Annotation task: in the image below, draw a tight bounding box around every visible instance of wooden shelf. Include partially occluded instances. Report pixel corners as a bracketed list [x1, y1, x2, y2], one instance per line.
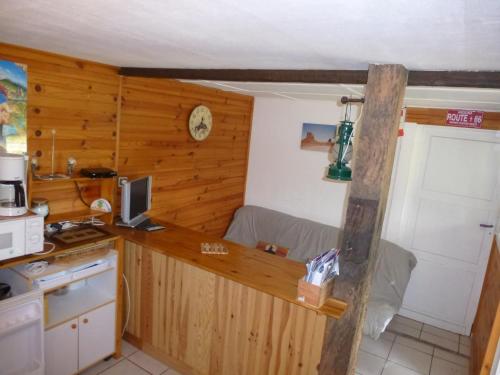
[31, 176, 114, 184]
[46, 280, 115, 329]
[44, 209, 108, 224]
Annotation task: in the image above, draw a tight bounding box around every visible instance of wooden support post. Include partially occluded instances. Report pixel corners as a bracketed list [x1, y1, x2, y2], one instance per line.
[319, 64, 408, 375]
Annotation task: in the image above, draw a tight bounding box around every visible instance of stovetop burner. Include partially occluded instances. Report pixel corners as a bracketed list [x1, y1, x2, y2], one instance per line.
[0, 282, 12, 300]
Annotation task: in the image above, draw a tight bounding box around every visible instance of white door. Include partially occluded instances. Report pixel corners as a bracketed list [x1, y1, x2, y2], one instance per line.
[45, 319, 78, 375]
[397, 125, 499, 334]
[78, 302, 116, 371]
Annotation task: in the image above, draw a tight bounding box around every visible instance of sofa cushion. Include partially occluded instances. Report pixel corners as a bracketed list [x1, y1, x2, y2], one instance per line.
[224, 205, 342, 262]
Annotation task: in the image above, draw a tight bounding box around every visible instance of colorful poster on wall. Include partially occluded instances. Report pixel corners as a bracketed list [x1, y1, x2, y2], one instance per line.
[0, 60, 27, 154]
[300, 123, 337, 152]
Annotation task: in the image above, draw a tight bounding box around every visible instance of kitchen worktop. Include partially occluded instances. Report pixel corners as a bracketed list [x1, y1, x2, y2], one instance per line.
[106, 220, 346, 319]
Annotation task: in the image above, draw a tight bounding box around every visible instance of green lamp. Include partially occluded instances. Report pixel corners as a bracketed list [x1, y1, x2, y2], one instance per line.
[326, 120, 354, 181]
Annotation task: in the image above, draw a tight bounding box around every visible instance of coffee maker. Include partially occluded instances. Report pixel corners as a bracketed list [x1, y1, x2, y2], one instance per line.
[0, 153, 28, 216]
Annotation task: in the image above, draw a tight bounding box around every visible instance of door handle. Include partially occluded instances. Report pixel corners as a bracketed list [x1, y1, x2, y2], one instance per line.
[480, 224, 494, 228]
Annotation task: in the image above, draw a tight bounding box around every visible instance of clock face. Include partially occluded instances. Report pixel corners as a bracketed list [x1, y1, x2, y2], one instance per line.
[189, 105, 213, 141]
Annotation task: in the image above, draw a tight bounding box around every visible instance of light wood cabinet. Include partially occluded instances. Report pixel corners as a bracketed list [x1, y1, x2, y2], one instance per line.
[78, 302, 116, 370]
[45, 319, 78, 375]
[45, 302, 116, 374]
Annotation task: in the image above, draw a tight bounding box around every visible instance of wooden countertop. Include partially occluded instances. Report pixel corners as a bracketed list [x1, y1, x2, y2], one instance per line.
[105, 221, 347, 319]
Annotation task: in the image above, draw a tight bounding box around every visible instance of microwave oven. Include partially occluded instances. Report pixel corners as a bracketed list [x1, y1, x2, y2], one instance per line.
[0, 214, 44, 261]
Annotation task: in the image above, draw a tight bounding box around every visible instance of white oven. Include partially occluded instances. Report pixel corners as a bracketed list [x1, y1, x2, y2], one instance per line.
[0, 268, 44, 375]
[0, 214, 44, 261]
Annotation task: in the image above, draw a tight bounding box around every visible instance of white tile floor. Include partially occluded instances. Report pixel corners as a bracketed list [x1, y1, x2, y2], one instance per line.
[80, 340, 181, 375]
[84, 315, 470, 375]
[356, 315, 470, 375]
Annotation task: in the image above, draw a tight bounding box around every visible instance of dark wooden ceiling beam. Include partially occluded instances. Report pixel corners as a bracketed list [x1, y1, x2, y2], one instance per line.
[118, 68, 500, 88]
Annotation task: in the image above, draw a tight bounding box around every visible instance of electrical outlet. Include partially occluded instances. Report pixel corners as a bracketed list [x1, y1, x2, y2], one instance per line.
[118, 177, 128, 187]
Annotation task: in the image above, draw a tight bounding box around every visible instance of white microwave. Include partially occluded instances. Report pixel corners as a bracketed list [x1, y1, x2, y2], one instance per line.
[0, 214, 44, 261]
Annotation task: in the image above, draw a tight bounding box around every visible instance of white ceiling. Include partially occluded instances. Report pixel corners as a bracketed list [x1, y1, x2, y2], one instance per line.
[1, 0, 500, 70]
[182, 81, 500, 111]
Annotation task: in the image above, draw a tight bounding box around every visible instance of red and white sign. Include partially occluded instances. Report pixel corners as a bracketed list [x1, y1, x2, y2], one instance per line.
[446, 109, 484, 128]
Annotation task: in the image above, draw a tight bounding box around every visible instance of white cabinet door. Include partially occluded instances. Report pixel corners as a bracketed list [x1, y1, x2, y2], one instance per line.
[78, 302, 116, 371]
[396, 125, 499, 334]
[45, 319, 78, 375]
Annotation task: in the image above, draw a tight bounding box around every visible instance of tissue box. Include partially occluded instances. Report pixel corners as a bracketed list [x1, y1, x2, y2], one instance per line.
[297, 277, 335, 307]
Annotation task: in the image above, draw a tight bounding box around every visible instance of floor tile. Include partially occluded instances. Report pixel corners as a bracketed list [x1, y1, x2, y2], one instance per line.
[393, 315, 424, 331]
[430, 357, 468, 375]
[360, 335, 394, 359]
[380, 331, 396, 342]
[387, 321, 421, 338]
[121, 340, 139, 357]
[128, 350, 168, 375]
[381, 361, 424, 375]
[420, 332, 459, 352]
[356, 350, 386, 375]
[434, 348, 469, 367]
[80, 356, 123, 375]
[395, 335, 434, 355]
[163, 369, 183, 375]
[459, 335, 471, 347]
[459, 343, 470, 357]
[101, 359, 149, 375]
[388, 343, 432, 374]
[422, 325, 459, 343]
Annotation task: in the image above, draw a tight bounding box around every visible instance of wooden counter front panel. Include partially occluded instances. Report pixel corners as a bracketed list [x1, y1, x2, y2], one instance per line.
[471, 238, 500, 375]
[123, 241, 327, 375]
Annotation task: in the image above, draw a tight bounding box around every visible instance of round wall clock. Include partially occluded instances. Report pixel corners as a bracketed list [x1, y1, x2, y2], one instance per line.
[189, 105, 213, 141]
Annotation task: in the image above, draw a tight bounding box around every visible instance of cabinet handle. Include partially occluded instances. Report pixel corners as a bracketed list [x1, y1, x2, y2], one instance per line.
[83, 318, 89, 324]
[480, 224, 494, 228]
[71, 323, 77, 330]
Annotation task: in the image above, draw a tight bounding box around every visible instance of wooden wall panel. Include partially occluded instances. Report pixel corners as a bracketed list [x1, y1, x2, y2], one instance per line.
[471, 238, 500, 375]
[0, 43, 119, 174]
[124, 242, 327, 375]
[406, 107, 500, 130]
[0, 43, 119, 217]
[119, 77, 254, 237]
[1, 43, 252, 232]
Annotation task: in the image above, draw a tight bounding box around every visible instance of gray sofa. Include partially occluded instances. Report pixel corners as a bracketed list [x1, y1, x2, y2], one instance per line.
[224, 205, 417, 339]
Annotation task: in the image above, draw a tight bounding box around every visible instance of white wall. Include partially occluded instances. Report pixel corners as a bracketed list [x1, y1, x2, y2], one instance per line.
[245, 97, 361, 228]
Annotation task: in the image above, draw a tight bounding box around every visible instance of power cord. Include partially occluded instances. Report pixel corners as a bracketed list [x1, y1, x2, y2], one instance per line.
[32, 241, 56, 255]
[122, 273, 131, 337]
[73, 180, 91, 208]
[76, 217, 105, 226]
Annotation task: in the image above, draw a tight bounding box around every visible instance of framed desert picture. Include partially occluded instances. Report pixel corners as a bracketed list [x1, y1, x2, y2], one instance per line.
[300, 122, 337, 152]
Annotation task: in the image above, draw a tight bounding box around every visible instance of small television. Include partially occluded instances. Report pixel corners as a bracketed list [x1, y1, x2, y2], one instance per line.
[121, 176, 152, 227]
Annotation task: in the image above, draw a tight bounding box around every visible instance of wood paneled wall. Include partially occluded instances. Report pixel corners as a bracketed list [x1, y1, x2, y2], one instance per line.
[0, 44, 119, 171]
[0, 43, 254, 233]
[471, 237, 500, 375]
[0, 43, 120, 216]
[119, 77, 253, 236]
[123, 241, 327, 375]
